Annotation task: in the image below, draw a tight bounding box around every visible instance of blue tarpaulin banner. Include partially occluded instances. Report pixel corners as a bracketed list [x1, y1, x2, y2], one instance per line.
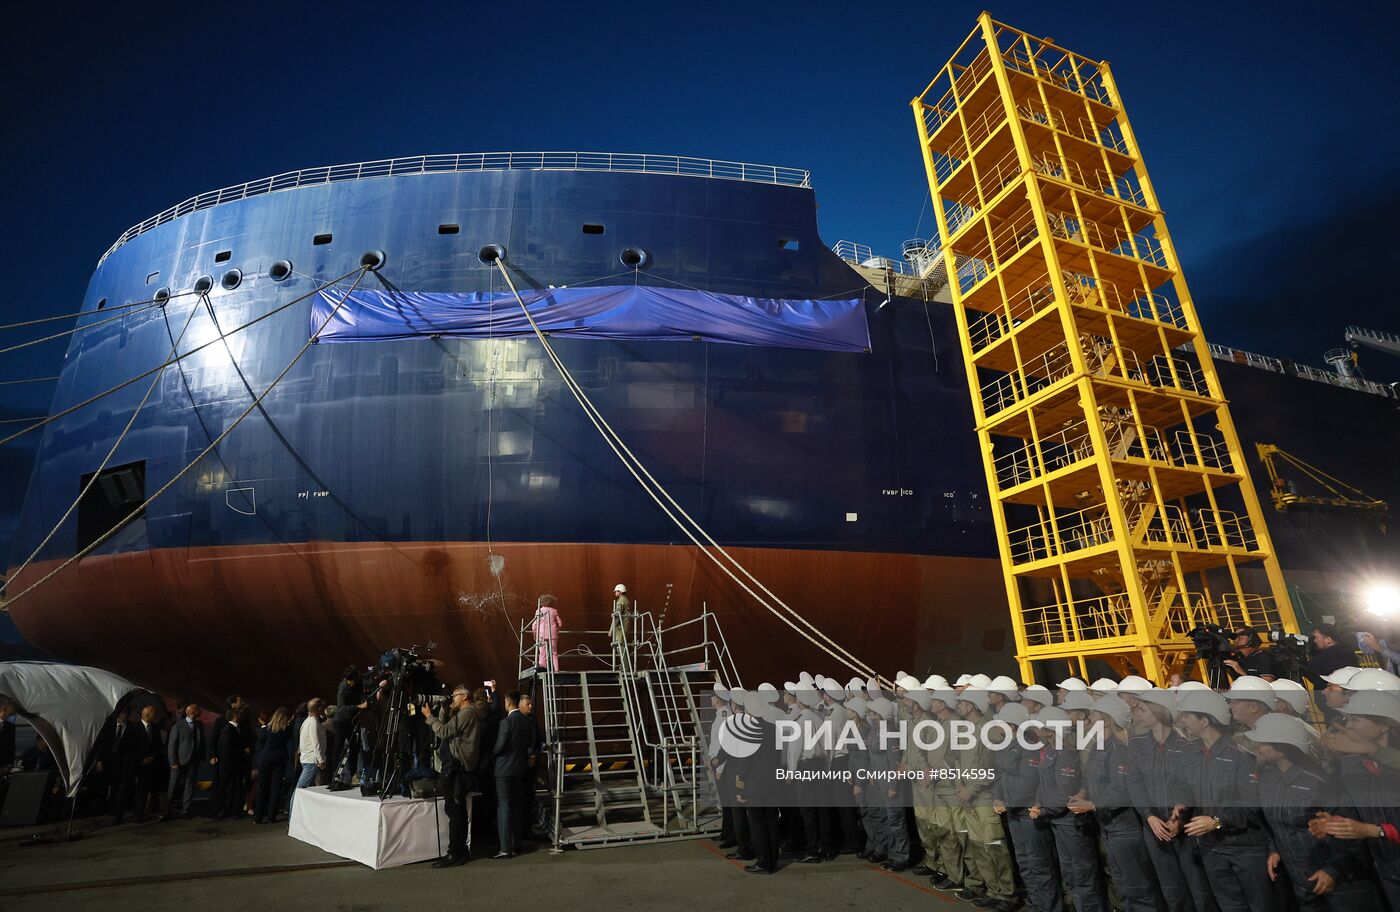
[310, 285, 869, 353]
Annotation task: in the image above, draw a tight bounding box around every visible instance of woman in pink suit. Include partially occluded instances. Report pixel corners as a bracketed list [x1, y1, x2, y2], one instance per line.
[531, 595, 563, 672]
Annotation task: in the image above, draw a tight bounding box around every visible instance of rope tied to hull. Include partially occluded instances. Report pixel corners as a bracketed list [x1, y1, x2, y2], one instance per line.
[3, 267, 371, 610]
[4, 289, 207, 594]
[488, 255, 883, 684]
[0, 267, 365, 448]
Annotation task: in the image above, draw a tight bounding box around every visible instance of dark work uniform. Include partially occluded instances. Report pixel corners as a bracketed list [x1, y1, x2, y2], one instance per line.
[994, 740, 1062, 912]
[741, 716, 783, 873]
[1125, 730, 1214, 912]
[1168, 735, 1273, 912]
[1335, 754, 1400, 910]
[1035, 746, 1107, 912]
[716, 715, 754, 861]
[1258, 762, 1379, 911]
[1085, 737, 1161, 912]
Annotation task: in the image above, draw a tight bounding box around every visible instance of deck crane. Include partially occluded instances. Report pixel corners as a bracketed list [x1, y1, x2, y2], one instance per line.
[1345, 326, 1400, 359]
[1255, 443, 1389, 516]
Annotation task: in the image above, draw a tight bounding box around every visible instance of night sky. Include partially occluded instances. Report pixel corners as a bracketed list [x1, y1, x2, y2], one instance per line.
[1, 0, 1397, 543]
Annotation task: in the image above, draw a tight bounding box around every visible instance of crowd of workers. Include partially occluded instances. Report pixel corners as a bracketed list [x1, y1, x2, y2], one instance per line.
[706, 624, 1400, 912]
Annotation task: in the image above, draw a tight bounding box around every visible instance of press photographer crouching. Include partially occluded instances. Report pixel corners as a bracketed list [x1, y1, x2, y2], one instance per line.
[422, 684, 481, 868]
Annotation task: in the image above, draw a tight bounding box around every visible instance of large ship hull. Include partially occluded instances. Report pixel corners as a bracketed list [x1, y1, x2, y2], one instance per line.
[8, 161, 1397, 702]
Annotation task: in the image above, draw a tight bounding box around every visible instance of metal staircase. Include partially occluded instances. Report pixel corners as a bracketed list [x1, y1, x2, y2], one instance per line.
[517, 604, 739, 850]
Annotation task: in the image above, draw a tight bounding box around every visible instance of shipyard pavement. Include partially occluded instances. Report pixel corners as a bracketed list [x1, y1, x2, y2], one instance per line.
[0, 815, 957, 912]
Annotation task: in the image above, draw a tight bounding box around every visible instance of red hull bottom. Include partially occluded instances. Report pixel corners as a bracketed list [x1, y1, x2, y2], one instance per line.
[8, 541, 1012, 705]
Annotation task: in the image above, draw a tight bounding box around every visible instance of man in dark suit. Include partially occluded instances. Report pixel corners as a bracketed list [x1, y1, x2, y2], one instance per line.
[134, 705, 166, 821]
[164, 702, 204, 819]
[213, 709, 249, 819]
[105, 706, 141, 824]
[492, 690, 535, 858]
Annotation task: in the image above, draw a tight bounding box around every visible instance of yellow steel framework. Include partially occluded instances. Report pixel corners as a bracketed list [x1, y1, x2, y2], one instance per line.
[912, 14, 1299, 683]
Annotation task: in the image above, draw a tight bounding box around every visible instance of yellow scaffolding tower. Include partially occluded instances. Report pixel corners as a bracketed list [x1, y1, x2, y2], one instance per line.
[912, 14, 1299, 684]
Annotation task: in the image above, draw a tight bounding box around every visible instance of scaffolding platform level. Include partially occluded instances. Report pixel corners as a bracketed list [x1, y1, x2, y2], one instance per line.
[912, 14, 1301, 682]
[516, 603, 740, 850]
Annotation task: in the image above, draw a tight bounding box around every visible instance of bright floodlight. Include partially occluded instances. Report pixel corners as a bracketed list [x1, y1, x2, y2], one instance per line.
[1365, 583, 1400, 618]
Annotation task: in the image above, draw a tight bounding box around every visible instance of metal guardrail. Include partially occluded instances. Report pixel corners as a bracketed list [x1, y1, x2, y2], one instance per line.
[1202, 343, 1397, 399]
[98, 151, 813, 267]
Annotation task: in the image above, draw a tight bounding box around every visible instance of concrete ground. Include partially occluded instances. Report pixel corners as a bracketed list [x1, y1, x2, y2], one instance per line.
[0, 815, 985, 912]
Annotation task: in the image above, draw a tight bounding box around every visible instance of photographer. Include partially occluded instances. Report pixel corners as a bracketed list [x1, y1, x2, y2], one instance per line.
[1306, 624, 1357, 690]
[1223, 628, 1277, 682]
[332, 666, 362, 782]
[422, 685, 481, 868]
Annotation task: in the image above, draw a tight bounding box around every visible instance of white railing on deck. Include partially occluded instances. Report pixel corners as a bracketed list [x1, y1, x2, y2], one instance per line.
[98, 151, 813, 267]
[831, 240, 916, 276]
[1202, 342, 1397, 399]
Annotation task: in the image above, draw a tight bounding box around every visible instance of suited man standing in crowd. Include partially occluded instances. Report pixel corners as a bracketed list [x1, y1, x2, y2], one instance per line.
[164, 703, 204, 819]
[105, 706, 141, 824]
[212, 706, 249, 819]
[134, 705, 166, 821]
[492, 690, 535, 858]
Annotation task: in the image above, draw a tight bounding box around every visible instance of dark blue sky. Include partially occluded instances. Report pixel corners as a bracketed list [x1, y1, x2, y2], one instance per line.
[2, 0, 1398, 430]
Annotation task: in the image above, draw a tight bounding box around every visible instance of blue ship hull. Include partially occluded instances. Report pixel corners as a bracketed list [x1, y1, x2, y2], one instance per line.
[8, 161, 1397, 702]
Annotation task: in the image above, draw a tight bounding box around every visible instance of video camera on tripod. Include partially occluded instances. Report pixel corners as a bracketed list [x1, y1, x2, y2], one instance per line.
[332, 642, 445, 799]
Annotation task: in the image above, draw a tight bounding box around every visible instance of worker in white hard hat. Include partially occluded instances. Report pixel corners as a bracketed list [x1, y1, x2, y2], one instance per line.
[1031, 703, 1108, 912]
[989, 702, 1056, 912]
[985, 675, 1021, 712]
[708, 684, 738, 850]
[608, 583, 632, 651]
[1320, 690, 1400, 908]
[1269, 678, 1312, 718]
[1171, 690, 1275, 912]
[951, 690, 1015, 909]
[1127, 689, 1212, 911]
[922, 687, 965, 893]
[819, 682, 861, 856]
[1223, 675, 1276, 731]
[1076, 696, 1161, 912]
[1319, 666, 1363, 715]
[1020, 685, 1053, 715]
[1246, 713, 1381, 910]
[791, 682, 830, 864]
[1057, 677, 1088, 707]
[1087, 678, 1119, 698]
[903, 689, 942, 881]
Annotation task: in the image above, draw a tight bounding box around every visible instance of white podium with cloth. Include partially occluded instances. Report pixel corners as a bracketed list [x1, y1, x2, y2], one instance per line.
[288, 786, 452, 869]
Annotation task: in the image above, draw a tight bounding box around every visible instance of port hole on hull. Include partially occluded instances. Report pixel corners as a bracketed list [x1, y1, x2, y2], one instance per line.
[619, 247, 649, 268]
[215, 250, 232, 263]
[778, 239, 799, 250]
[77, 460, 146, 553]
[269, 260, 293, 281]
[96, 298, 107, 310]
[313, 233, 333, 246]
[478, 244, 505, 264]
[438, 224, 460, 235]
[582, 223, 605, 235]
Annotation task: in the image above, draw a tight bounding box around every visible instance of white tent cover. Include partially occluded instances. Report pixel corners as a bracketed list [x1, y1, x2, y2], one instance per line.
[0, 661, 144, 796]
